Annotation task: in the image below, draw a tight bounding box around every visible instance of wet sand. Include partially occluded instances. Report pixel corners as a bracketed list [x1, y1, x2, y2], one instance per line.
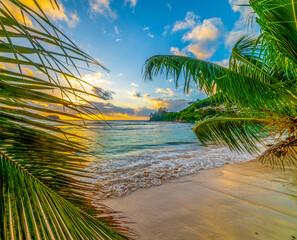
[104, 160, 297, 240]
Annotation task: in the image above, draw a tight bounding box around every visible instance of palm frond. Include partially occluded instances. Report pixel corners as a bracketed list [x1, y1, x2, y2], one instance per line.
[193, 117, 268, 154]
[229, 35, 282, 85]
[144, 0, 297, 167]
[230, 33, 297, 93]
[144, 55, 295, 113]
[0, 152, 127, 240]
[0, 0, 129, 239]
[251, 0, 297, 66]
[258, 139, 297, 168]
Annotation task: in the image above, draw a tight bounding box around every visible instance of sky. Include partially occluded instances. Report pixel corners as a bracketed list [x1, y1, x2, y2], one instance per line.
[14, 0, 253, 120]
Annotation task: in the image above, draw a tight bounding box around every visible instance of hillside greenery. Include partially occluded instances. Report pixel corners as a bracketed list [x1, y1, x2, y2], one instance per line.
[149, 96, 236, 122]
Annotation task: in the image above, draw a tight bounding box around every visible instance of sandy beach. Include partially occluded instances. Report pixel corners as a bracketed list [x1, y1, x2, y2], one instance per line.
[104, 160, 297, 240]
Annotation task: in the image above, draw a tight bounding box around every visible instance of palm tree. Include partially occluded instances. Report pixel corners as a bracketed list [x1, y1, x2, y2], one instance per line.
[144, 0, 297, 167]
[0, 0, 127, 239]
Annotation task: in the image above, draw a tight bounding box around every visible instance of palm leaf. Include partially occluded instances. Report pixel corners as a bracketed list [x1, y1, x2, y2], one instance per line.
[144, 55, 295, 113]
[229, 35, 277, 85]
[230, 33, 297, 93]
[144, 0, 297, 167]
[193, 117, 268, 154]
[0, 0, 129, 239]
[251, 0, 297, 66]
[258, 140, 297, 168]
[0, 152, 125, 240]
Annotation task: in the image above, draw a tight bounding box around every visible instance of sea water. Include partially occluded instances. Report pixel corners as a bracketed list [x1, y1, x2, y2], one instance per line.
[62, 120, 254, 199]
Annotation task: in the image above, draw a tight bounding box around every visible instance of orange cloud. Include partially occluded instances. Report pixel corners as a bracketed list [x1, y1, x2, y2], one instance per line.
[22, 67, 34, 76]
[2, 0, 79, 28]
[145, 97, 189, 111]
[77, 113, 148, 121]
[155, 88, 174, 96]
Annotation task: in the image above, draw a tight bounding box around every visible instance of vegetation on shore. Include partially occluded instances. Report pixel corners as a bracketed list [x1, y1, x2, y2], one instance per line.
[149, 96, 240, 122]
[144, 0, 297, 166]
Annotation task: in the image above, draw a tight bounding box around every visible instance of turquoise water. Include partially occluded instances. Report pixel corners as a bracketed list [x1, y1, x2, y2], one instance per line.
[62, 120, 253, 199]
[85, 120, 198, 157]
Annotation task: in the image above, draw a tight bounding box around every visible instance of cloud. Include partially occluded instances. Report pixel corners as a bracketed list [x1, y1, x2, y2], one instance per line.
[155, 88, 174, 97]
[187, 42, 217, 59]
[131, 82, 139, 87]
[147, 32, 154, 38]
[92, 87, 114, 101]
[114, 26, 119, 35]
[39, 2, 80, 28]
[82, 72, 110, 84]
[89, 0, 117, 18]
[171, 13, 224, 59]
[89, 101, 154, 117]
[88, 98, 190, 118]
[172, 12, 199, 32]
[146, 98, 190, 112]
[22, 67, 35, 76]
[167, 89, 174, 97]
[90, 102, 135, 115]
[132, 91, 142, 98]
[170, 47, 187, 56]
[225, 29, 246, 47]
[183, 18, 223, 41]
[214, 59, 229, 67]
[183, 18, 224, 59]
[65, 12, 80, 28]
[167, 3, 172, 11]
[125, 0, 137, 7]
[117, 73, 124, 77]
[134, 107, 154, 117]
[32, 95, 189, 119]
[7, 0, 80, 28]
[65, 71, 111, 100]
[143, 26, 154, 38]
[225, 0, 256, 47]
[155, 88, 167, 93]
[163, 25, 171, 36]
[229, 0, 254, 29]
[132, 91, 149, 98]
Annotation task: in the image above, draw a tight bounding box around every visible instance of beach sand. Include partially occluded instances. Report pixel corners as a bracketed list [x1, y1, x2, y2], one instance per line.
[104, 160, 297, 240]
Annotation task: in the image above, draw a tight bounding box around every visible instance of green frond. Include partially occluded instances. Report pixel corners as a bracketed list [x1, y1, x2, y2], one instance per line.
[251, 0, 297, 66]
[193, 117, 268, 154]
[144, 0, 297, 167]
[0, 152, 127, 240]
[230, 33, 297, 93]
[0, 0, 129, 239]
[229, 35, 280, 85]
[143, 55, 295, 113]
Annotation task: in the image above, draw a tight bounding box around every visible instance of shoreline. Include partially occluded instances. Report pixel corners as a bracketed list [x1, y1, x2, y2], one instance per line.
[104, 159, 297, 240]
[149, 120, 194, 123]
